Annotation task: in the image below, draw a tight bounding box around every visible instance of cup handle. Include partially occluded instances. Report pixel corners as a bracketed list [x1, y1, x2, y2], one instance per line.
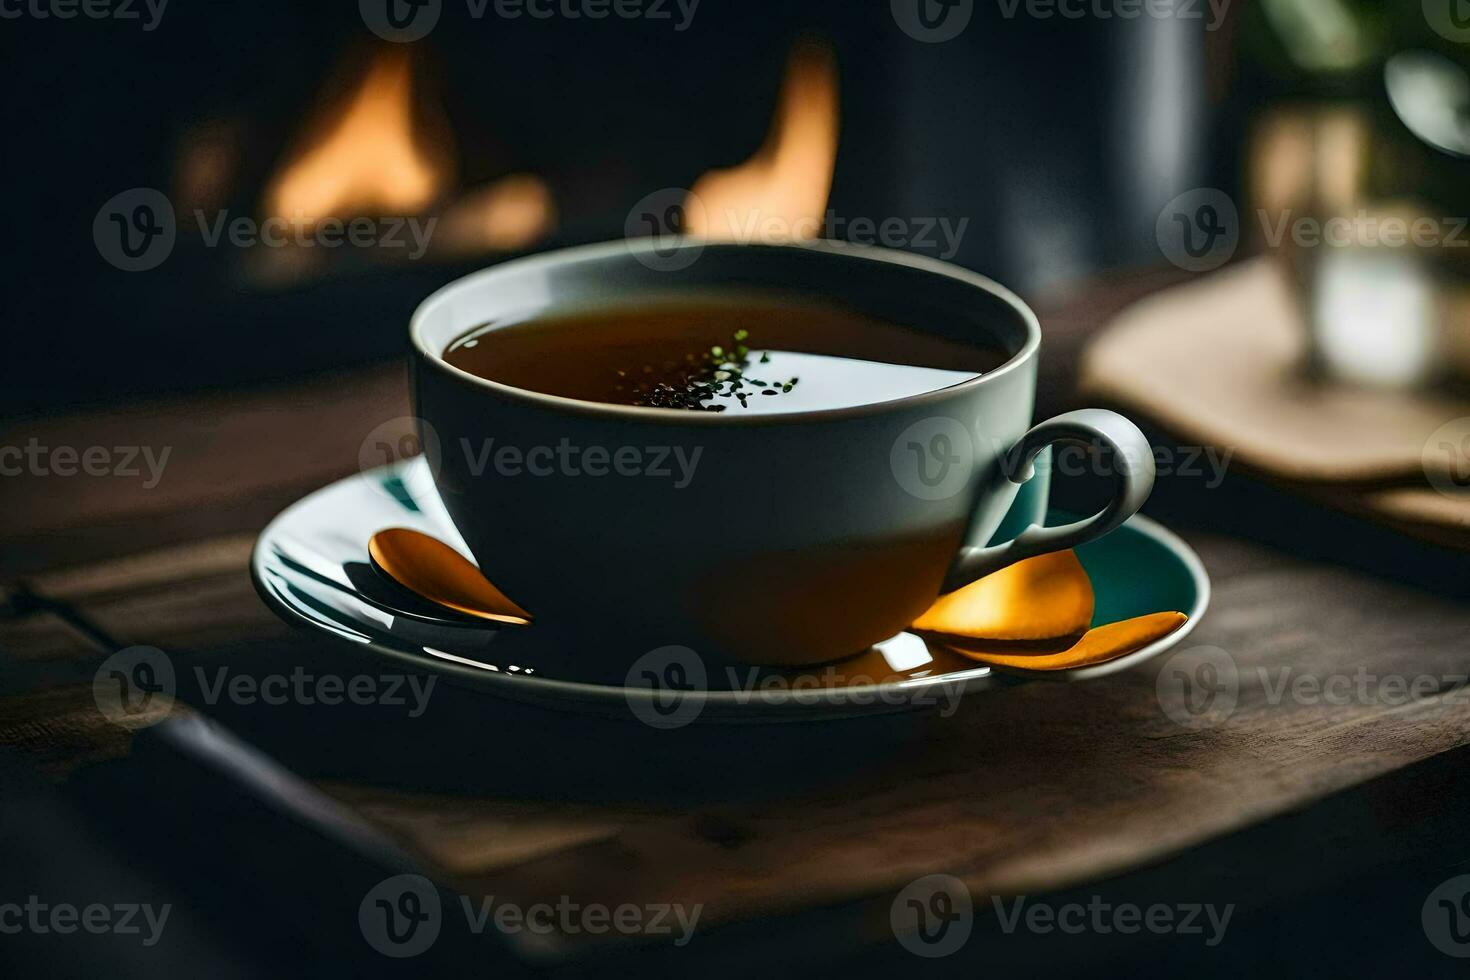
[941, 409, 1156, 594]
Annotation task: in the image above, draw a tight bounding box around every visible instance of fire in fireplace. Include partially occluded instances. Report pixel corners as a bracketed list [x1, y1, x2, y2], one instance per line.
[3, 1, 1207, 414]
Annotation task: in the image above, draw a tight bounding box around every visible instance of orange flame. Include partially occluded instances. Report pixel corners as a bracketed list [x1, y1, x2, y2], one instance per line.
[436, 174, 556, 256]
[265, 49, 448, 224]
[685, 42, 839, 241]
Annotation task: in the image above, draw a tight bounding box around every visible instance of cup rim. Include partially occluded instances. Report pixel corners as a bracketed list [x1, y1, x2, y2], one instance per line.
[410, 238, 1041, 426]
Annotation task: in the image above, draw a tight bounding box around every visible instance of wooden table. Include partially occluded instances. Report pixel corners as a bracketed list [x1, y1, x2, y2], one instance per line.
[4, 271, 1470, 977]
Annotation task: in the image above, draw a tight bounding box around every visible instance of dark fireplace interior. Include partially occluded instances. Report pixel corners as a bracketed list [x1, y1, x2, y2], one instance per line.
[1, 0, 1216, 415]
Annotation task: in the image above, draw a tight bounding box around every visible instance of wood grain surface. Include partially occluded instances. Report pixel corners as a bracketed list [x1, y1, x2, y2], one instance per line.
[3, 273, 1469, 961]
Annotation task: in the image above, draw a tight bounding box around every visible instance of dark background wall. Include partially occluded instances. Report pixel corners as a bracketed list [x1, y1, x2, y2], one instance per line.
[0, 0, 1215, 414]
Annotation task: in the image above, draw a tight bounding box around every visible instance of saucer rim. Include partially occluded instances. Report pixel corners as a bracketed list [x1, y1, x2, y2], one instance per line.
[250, 464, 1210, 717]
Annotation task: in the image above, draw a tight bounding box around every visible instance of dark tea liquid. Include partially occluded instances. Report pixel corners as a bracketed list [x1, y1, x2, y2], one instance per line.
[441, 297, 1005, 415]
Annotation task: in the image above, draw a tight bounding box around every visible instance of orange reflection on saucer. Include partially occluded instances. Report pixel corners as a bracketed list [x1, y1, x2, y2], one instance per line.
[942, 612, 1188, 672]
[912, 550, 1094, 642]
[369, 527, 532, 625]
